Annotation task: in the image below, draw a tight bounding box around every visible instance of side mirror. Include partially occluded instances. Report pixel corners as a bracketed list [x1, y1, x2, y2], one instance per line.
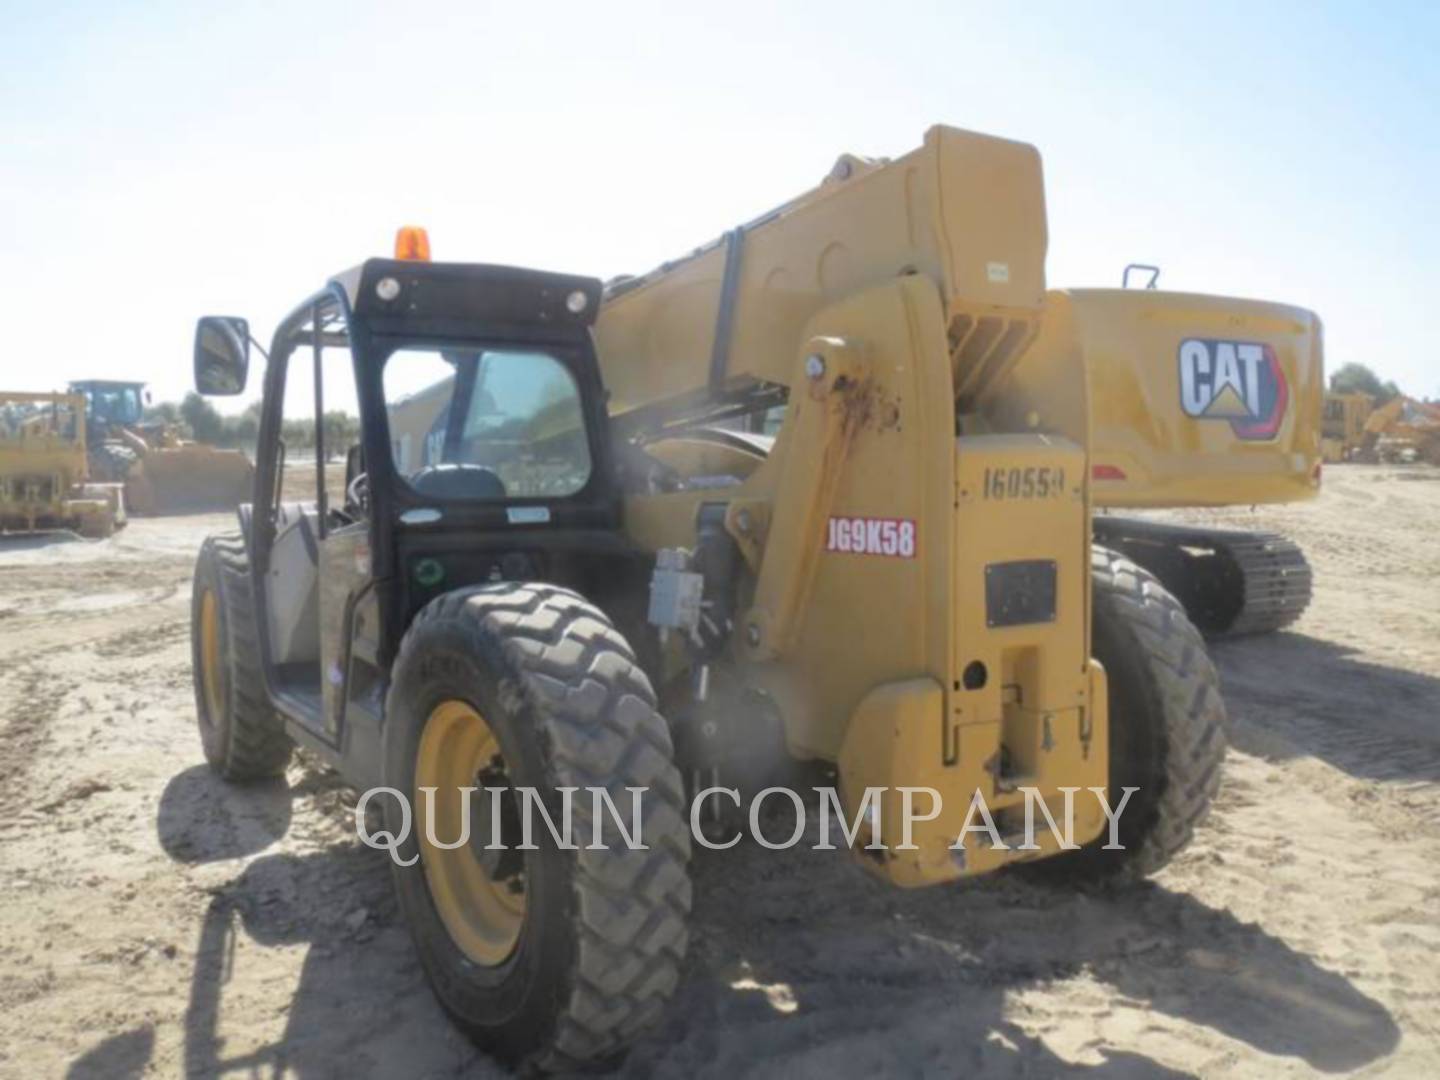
[194, 316, 250, 395]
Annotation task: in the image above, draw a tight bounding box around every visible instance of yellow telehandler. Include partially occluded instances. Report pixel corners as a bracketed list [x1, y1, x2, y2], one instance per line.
[185, 127, 1264, 1070]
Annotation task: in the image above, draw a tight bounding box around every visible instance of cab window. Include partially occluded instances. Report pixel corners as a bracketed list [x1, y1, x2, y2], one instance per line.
[383, 348, 591, 500]
[86, 386, 143, 425]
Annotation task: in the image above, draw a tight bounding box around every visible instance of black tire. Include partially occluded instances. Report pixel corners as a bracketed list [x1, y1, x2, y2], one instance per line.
[384, 583, 691, 1072]
[190, 533, 294, 779]
[1030, 547, 1227, 883]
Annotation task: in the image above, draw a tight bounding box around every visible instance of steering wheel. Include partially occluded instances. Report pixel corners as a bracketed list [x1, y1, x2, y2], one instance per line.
[345, 471, 370, 517]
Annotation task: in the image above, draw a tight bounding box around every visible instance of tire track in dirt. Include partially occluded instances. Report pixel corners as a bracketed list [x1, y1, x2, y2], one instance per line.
[0, 573, 191, 812]
[0, 663, 69, 813]
[5, 473, 1440, 1077]
[0, 596, 185, 666]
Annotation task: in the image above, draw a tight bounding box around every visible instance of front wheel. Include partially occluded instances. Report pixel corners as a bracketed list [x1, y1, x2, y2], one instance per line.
[383, 583, 691, 1072]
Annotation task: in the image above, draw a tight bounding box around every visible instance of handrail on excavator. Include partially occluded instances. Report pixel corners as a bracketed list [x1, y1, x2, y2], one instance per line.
[1122, 263, 1161, 290]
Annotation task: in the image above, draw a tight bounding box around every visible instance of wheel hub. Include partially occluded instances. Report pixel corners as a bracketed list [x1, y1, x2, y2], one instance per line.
[415, 699, 527, 966]
[198, 588, 223, 727]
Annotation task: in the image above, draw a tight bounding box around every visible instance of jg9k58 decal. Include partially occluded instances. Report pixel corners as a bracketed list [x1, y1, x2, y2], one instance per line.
[1177, 338, 1289, 440]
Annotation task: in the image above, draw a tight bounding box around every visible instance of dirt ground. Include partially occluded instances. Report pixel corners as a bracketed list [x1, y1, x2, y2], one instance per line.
[1, 464, 1438, 1078]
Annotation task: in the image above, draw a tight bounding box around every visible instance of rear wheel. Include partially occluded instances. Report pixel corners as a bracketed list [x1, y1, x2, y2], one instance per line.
[190, 533, 294, 779]
[1030, 547, 1227, 883]
[384, 583, 691, 1072]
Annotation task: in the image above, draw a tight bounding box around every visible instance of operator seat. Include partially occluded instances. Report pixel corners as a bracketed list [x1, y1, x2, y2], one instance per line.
[410, 463, 507, 500]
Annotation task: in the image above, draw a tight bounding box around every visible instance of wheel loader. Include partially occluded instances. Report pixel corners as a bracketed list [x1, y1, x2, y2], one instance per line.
[0, 390, 124, 538]
[69, 378, 254, 514]
[188, 127, 1234, 1071]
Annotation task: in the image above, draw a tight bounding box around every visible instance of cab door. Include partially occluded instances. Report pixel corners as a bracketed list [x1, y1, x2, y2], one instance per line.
[308, 313, 376, 741]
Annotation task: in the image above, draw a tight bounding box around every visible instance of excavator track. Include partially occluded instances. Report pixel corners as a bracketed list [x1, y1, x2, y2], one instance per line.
[1093, 517, 1312, 638]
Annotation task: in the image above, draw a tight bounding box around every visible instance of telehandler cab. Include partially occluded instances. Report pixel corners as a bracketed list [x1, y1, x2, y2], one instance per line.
[189, 128, 1227, 1071]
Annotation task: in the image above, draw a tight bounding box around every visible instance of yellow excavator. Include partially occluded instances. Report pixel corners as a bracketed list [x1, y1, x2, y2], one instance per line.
[188, 125, 1323, 1069]
[1082, 273, 1323, 638]
[1321, 392, 1440, 464]
[69, 379, 253, 514]
[1362, 395, 1440, 463]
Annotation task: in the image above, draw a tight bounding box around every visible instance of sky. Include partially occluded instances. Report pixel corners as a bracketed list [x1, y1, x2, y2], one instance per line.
[2, 1, 1437, 410]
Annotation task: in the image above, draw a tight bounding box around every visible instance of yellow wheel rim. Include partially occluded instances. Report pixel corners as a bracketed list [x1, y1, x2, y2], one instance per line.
[416, 699, 526, 966]
[199, 588, 224, 724]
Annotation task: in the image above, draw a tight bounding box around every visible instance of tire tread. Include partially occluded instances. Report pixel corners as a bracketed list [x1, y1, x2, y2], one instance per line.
[192, 532, 293, 780]
[1084, 546, 1227, 880]
[391, 581, 690, 1071]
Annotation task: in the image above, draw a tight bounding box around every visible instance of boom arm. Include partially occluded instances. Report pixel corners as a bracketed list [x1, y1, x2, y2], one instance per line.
[596, 125, 1323, 512]
[602, 128, 1109, 886]
[596, 125, 1050, 428]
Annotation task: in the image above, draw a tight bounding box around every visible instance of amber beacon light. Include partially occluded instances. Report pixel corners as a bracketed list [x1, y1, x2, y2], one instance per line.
[394, 225, 432, 262]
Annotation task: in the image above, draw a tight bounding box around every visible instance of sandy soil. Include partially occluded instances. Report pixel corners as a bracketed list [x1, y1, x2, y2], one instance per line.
[1, 465, 1438, 1078]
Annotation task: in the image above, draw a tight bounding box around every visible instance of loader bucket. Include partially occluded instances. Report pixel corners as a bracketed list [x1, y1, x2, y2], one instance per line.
[126, 445, 253, 514]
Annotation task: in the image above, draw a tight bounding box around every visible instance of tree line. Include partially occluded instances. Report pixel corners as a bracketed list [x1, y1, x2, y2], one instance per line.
[150, 394, 360, 459]
[1329, 362, 1405, 403]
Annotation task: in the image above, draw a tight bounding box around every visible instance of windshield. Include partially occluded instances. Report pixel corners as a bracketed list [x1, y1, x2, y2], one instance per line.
[383, 347, 591, 500]
[81, 386, 144, 425]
